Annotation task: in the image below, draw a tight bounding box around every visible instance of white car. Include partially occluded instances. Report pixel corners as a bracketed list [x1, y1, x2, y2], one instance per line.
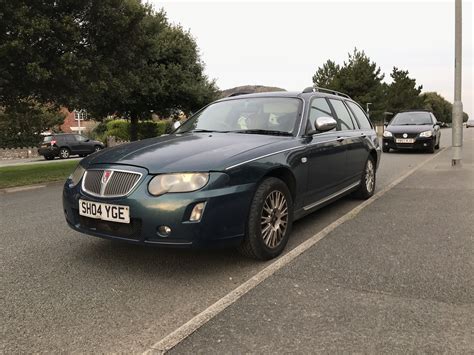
[466, 118, 474, 128]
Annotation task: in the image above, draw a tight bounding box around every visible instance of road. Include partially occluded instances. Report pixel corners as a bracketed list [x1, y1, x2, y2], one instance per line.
[0, 129, 462, 353]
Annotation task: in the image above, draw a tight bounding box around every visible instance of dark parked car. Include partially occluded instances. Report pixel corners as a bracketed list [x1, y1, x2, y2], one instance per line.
[63, 88, 381, 260]
[39, 133, 104, 160]
[382, 110, 441, 153]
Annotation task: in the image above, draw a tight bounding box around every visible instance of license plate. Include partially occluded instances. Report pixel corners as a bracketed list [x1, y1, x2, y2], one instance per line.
[79, 199, 130, 224]
[395, 138, 415, 144]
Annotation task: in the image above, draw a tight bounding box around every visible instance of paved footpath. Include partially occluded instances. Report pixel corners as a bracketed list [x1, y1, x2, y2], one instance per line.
[170, 136, 474, 353]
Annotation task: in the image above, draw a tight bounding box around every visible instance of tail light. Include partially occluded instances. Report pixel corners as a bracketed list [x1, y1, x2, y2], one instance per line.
[50, 140, 57, 146]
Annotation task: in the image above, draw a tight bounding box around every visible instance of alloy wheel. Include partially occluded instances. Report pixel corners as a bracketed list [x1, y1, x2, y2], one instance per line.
[365, 159, 375, 193]
[260, 190, 288, 248]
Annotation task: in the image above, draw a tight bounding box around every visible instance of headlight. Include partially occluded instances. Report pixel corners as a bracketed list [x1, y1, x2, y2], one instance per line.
[383, 131, 393, 137]
[419, 130, 433, 138]
[148, 173, 209, 196]
[69, 165, 85, 186]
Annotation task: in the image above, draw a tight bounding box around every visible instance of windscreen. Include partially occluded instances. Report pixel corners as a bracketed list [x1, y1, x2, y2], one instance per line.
[176, 97, 302, 136]
[391, 112, 433, 125]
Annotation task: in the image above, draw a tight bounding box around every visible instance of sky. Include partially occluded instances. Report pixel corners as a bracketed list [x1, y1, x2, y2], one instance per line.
[151, 0, 473, 117]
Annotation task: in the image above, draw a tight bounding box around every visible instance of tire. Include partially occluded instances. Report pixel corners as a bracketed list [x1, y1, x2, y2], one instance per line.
[94, 145, 102, 153]
[435, 135, 440, 149]
[382, 146, 390, 153]
[44, 155, 54, 160]
[59, 147, 70, 159]
[354, 156, 376, 200]
[238, 177, 293, 260]
[427, 142, 435, 154]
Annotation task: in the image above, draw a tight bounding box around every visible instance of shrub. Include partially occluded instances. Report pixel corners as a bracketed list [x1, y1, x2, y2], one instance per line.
[105, 120, 130, 140]
[138, 121, 158, 140]
[90, 119, 172, 143]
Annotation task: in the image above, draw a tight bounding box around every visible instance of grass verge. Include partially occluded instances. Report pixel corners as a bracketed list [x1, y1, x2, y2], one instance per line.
[0, 160, 78, 189]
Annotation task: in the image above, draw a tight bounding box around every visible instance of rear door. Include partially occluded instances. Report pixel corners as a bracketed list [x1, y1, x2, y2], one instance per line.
[303, 97, 349, 206]
[328, 98, 366, 184]
[344, 100, 374, 181]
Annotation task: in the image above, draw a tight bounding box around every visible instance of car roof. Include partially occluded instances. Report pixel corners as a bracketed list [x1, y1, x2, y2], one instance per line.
[216, 90, 355, 102]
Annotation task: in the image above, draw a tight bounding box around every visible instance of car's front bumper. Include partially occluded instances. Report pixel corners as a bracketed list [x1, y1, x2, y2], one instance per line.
[63, 170, 255, 248]
[382, 136, 435, 150]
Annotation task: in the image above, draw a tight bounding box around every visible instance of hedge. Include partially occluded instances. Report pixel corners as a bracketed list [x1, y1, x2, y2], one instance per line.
[91, 119, 172, 143]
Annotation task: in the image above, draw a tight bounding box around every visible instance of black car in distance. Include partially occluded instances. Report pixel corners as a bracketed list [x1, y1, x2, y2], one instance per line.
[38, 133, 104, 160]
[382, 110, 441, 153]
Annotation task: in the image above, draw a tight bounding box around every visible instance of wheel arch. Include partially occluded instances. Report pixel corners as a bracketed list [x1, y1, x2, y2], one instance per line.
[262, 166, 297, 203]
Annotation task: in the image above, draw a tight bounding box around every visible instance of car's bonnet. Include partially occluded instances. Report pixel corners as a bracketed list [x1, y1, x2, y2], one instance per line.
[386, 124, 434, 134]
[82, 133, 287, 173]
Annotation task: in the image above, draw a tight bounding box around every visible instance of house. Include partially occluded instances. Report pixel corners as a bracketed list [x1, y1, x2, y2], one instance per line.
[59, 108, 97, 134]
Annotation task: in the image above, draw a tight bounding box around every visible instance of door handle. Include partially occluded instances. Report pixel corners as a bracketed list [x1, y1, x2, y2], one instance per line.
[336, 137, 345, 142]
[360, 133, 366, 138]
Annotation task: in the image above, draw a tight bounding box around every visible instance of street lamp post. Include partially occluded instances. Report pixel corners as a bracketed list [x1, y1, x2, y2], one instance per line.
[452, 0, 463, 166]
[366, 103, 372, 120]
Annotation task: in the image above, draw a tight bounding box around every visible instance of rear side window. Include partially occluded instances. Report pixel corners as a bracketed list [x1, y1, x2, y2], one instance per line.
[308, 98, 334, 131]
[346, 101, 372, 130]
[75, 135, 88, 142]
[328, 99, 355, 131]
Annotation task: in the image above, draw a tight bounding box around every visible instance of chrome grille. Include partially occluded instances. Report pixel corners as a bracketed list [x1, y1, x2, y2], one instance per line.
[82, 169, 142, 197]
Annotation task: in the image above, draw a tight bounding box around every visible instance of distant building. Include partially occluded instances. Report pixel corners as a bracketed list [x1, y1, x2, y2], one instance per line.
[59, 108, 97, 134]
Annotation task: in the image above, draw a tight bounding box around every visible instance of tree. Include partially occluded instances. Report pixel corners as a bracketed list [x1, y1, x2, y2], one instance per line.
[421, 92, 469, 123]
[78, 10, 219, 140]
[0, 0, 218, 141]
[312, 60, 341, 90]
[312, 49, 385, 122]
[385, 67, 423, 114]
[0, 100, 65, 148]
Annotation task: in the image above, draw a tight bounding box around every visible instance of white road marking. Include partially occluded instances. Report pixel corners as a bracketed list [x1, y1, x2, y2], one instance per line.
[142, 148, 445, 354]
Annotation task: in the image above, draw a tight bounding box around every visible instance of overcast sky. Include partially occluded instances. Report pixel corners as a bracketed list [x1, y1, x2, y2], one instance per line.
[151, 0, 473, 117]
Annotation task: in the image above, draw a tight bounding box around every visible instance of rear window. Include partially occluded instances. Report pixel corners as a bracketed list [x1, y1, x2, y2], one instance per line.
[43, 136, 53, 143]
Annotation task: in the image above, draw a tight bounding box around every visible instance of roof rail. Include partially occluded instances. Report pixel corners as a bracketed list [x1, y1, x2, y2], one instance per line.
[227, 91, 252, 97]
[302, 86, 351, 99]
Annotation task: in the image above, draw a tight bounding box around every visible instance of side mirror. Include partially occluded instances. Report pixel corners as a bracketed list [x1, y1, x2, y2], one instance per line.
[384, 122, 388, 127]
[173, 121, 181, 130]
[312, 116, 337, 133]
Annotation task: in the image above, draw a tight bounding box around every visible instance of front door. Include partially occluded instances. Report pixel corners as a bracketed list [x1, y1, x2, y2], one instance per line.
[303, 97, 349, 206]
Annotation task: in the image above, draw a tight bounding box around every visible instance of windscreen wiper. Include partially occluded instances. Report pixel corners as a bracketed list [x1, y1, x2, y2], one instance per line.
[190, 129, 228, 133]
[232, 129, 293, 136]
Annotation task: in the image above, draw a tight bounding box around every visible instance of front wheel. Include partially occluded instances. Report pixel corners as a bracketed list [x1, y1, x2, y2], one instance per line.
[382, 146, 390, 153]
[238, 177, 293, 260]
[354, 156, 376, 200]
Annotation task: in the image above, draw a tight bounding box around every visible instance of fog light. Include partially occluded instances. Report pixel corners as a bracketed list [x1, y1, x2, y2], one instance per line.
[157, 225, 171, 237]
[190, 202, 206, 222]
